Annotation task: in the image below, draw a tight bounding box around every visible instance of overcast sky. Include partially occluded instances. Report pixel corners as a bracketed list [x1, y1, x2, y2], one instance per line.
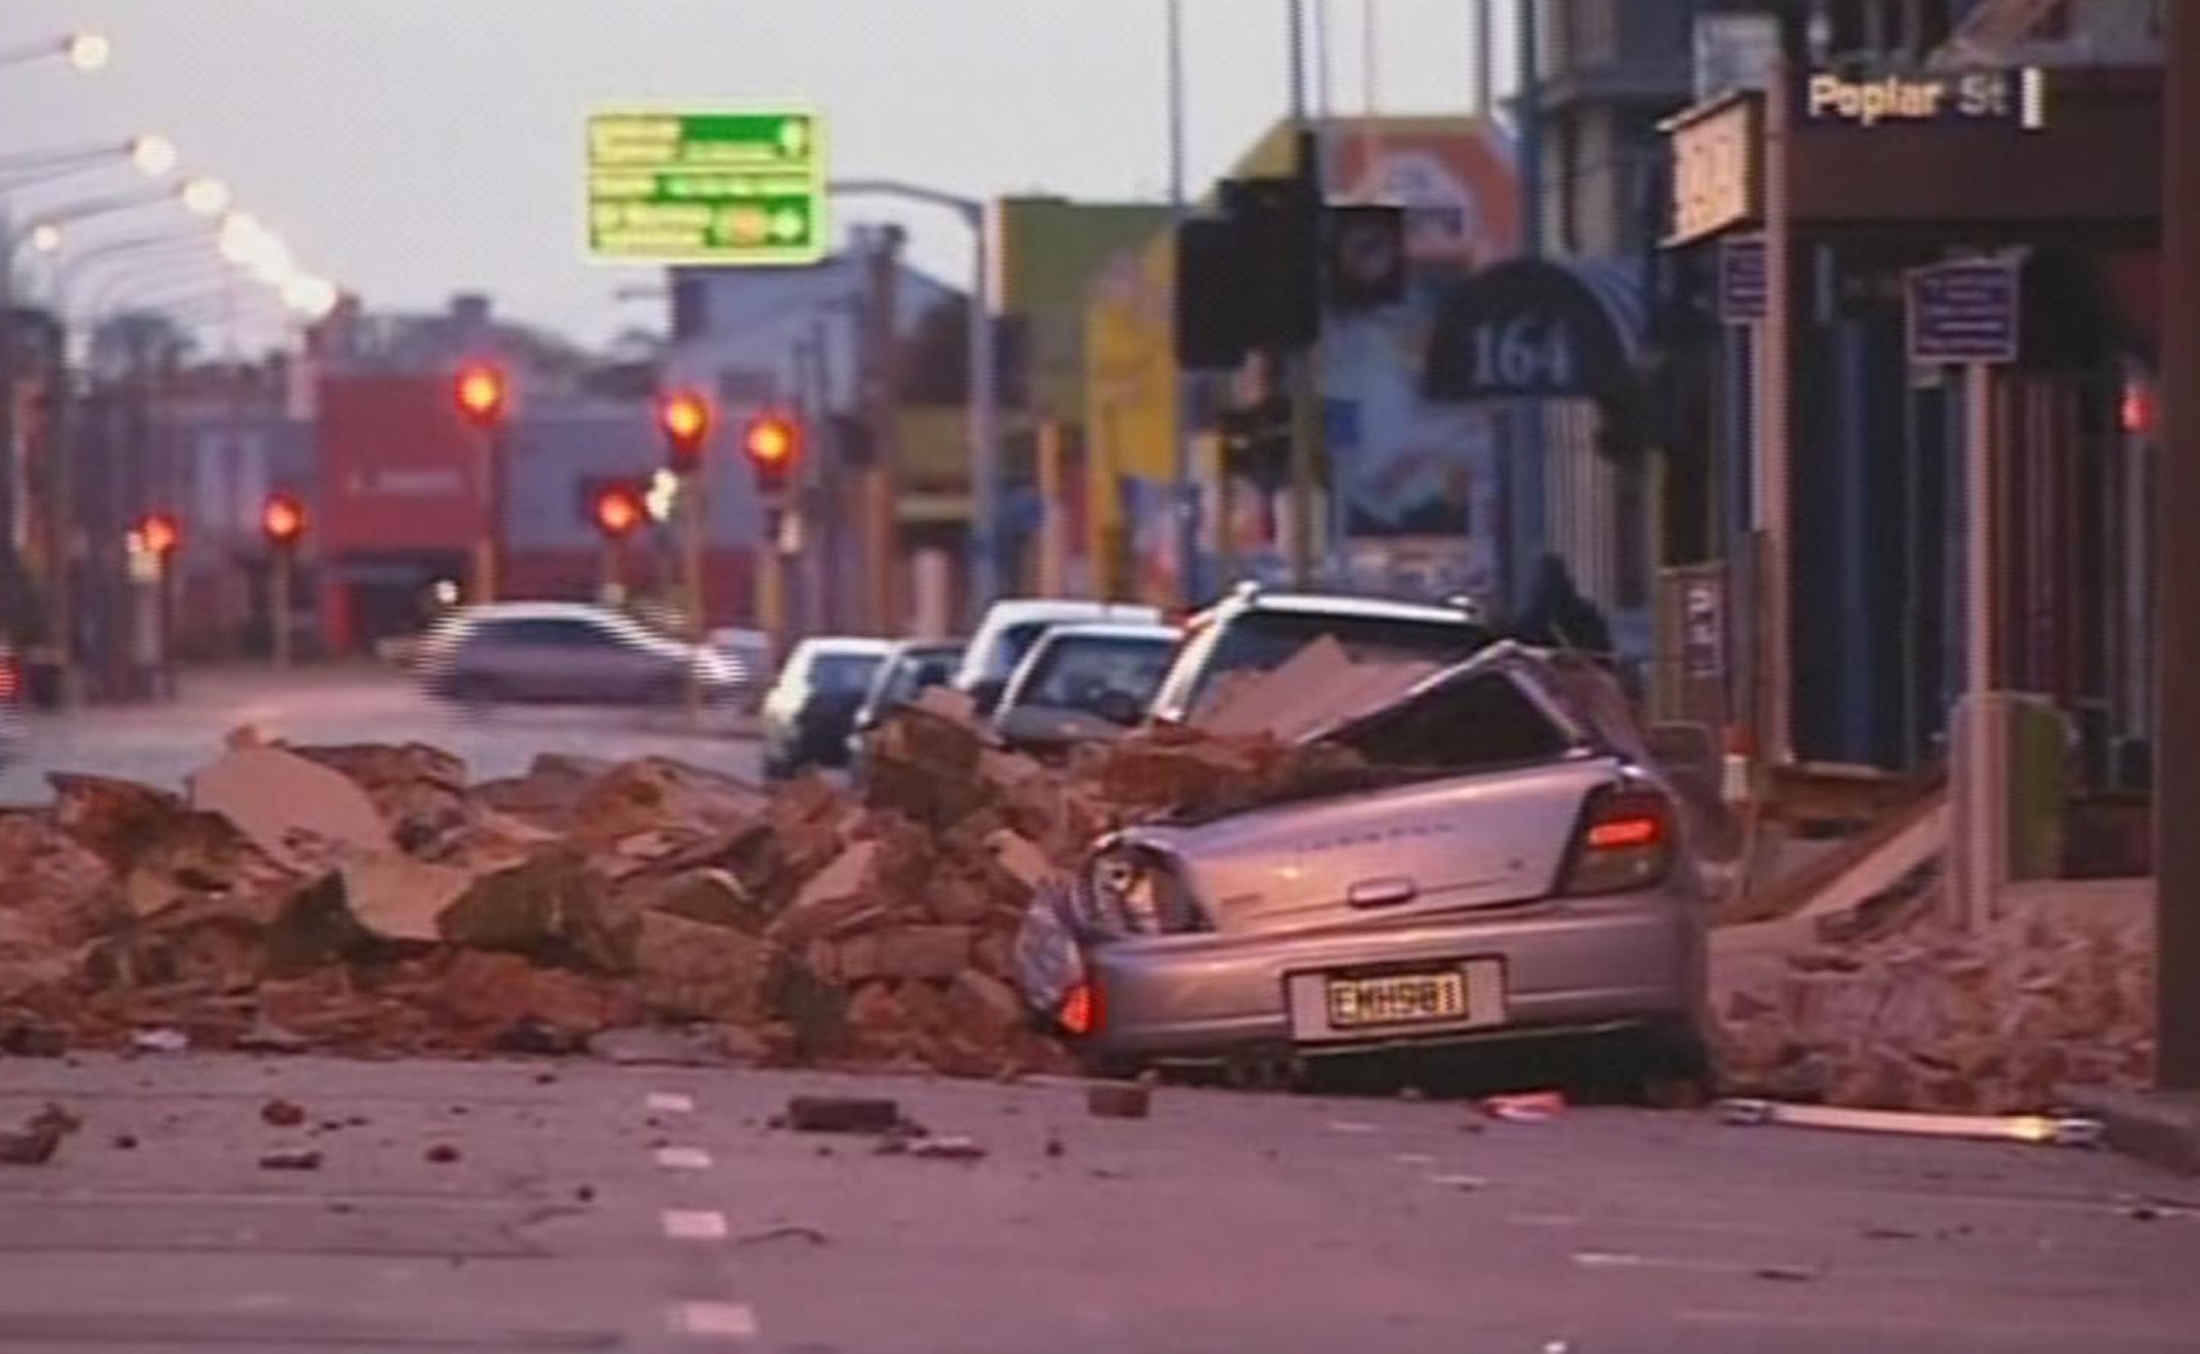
[2, 0, 1515, 351]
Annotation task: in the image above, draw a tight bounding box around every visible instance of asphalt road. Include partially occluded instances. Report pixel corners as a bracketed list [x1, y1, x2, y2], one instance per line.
[1, 1053, 2194, 1353]
[0, 664, 762, 805]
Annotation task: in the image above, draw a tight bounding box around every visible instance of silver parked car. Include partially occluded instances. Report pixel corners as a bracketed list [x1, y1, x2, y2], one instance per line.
[990, 622, 1179, 756]
[1016, 642, 1710, 1091]
[417, 602, 742, 706]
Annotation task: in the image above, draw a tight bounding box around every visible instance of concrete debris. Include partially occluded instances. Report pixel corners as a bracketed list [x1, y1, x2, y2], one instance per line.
[0, 1103, 80, 1165]
[779, 1095, 908, 1135]
[898, 1135, 987, 1161]
[260, 1098, 307, 1128]
[1483, 1091, 1567, 1123]
[257, 1149, 323, 1171]
[425, 1143, 461, 1164]
[1086, 1083, 1152, 1120]
[1713, 878, 2154, 1113]
[1, 678, 2147, 1102]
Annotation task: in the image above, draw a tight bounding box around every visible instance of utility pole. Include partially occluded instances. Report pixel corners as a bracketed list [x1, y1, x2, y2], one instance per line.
[1511, 0, 1548, 618]
[2154, 0, 2200, 1090]
[1284, 0, 1326, 588]
[1167, 0, 1201, 604]
[1473, 0, 1495, 119]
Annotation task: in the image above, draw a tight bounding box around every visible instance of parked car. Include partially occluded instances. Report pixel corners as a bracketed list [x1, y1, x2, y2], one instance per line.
[1147, 582, 1493, 725]
[845, 639, 965, 776]
[761, 636, 892, 778]
[415, 602, 742, 706]
[0, 640, 21, 764]
[1016, 642, 1711, 1094]
[953, 599, 1164, 717]
[990, 622, 1178, 757]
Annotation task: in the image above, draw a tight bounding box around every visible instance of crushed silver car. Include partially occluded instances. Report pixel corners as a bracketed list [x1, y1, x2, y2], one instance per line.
[1014, 641, 1711, 1090]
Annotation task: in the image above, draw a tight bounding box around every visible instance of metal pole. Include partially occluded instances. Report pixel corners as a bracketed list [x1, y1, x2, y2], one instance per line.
[2154, 0, 2200, 1090]
[682, 464, 706, 719]
[1511, 0, 1547, 617]
[1285, 0, 1322, 589]
[1168, 0, 1201, 604]
[1473, 0, 1494, 119]
[1757, 44, 1795, 765]
[271, 545, 292, 670]
[1957, 362, 2005, 933]
[968, 203, 999, 617]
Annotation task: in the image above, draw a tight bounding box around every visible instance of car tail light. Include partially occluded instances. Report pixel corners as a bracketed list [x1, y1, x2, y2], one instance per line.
[1058, 980, 1102, 1037]
[1559, 785, 1673, 896]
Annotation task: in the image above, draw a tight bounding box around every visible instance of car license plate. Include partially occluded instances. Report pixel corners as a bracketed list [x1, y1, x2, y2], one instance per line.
[1325, 971, 1469, 1029]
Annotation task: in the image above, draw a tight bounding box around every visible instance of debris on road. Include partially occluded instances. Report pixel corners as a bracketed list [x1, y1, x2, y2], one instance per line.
[131, 1029, 189, 1055]
[900, 1135, 987, 1161]
[779, 1095, 908, 1135]
[735, 1224, 829, 1247]
[1713, 860, 2154, 1114]
[260, 1098, 307, 1128]
[1718, 1097, 2105, 1148]
[0, 1103, 80, 1165]
[1482, 1091, 1566, 1123]
[425, 1143, 461, 1164]
[257, 1149, 323, 1171]
[1086, 1083, 1151, 1120]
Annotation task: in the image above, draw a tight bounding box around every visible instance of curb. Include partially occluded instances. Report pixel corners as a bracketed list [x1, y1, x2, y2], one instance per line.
[2058, 1086, 2200, 1177]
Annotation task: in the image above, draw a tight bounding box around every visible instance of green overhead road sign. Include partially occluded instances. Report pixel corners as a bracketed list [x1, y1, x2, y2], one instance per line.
[587, 109, 826, 265]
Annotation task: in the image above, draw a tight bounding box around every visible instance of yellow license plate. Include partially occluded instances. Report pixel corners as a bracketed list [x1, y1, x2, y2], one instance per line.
[1325, 971, 1469, 1029]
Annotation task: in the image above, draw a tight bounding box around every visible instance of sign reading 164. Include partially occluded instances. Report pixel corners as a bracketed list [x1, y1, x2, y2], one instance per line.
[1464, 313, 1578, 395]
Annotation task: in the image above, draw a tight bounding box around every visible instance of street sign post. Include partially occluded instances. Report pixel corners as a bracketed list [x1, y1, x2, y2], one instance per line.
[1907, 254, 2024, 935]
[587, 110, 826, 265]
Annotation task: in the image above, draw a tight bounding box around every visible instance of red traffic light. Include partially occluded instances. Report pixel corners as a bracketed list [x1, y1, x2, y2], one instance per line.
[594, 485, 644, 538]
[454, 362, 508, 429]
[658, 388, 714, 472]
[262, 492, 306, 546]
[742, 410, 802, 470]
[136, 511, 181, 557]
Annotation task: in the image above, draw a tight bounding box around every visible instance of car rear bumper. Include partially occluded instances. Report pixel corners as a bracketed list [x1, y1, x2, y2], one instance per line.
[1077, 886, 1705, 1063]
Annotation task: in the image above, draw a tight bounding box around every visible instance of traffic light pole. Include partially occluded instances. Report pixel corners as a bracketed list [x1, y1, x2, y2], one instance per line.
[682, 466, 707, 722]
[270, 545, 292, 671]
[474, 423, 507, 606]
[757, 501, 787, 672]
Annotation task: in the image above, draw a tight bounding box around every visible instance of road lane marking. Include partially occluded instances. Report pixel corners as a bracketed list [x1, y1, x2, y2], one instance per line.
[647, 1092, 696, 1114]
[1326, 1120, 1379, 1133]
[669, 1301, 757, 1340]
[1574, 1250, 1820, 1280]
[663, 1209, 729, 1240]
[656, 1146, 713, 1170]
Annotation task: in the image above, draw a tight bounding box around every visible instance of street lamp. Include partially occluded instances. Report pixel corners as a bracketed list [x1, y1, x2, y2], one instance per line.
[28, 224, 60, 255]
[827, 178, 1000, 625]
[0, 30, 110, 73]
[130, 135, 178, 178]
[66, 32, 111, 73]
[181, 177, 231, 218]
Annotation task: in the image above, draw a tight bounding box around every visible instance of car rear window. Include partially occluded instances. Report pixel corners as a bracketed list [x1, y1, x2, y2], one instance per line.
[1335, 671, 1572, 772]
[1017, 637, 1172, 714]
[1203, 611, 1489, 685]
[811, 653, 882, 695]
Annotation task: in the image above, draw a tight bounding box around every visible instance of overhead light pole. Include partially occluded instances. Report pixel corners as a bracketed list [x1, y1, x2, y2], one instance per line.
[827, 178, 997, 625]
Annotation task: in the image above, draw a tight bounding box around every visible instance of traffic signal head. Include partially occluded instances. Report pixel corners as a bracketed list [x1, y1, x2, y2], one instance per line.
[262, 492, 306, 547]
[741, 409, 803, 495]
[454, 362, 507, 429]
[594, 485, 644, 538]
[137, 511, 180, 558]
[658, 388, 714, 473]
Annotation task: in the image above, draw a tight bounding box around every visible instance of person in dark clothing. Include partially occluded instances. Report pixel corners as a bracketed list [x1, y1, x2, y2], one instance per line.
[1514, 553, 1613, 658]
